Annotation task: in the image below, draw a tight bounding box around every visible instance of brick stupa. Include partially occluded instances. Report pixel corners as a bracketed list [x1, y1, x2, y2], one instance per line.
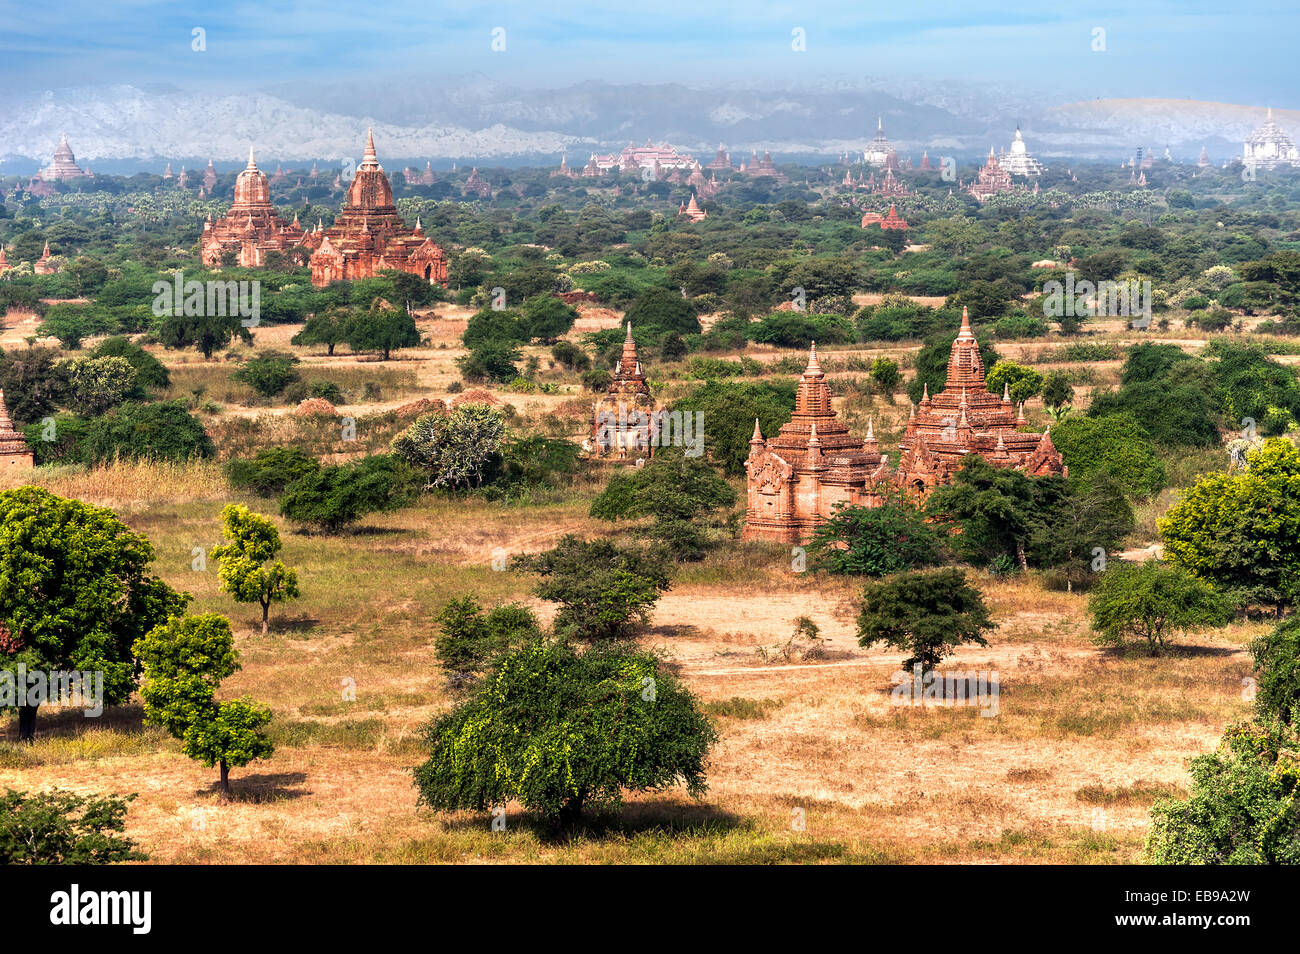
[201, 148, 308, 267]
[591, 323, 658, 458]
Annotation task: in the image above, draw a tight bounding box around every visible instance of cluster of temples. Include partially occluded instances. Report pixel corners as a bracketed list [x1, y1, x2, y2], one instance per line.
[197, 131, 448, 287]
[743, 309, 1065, 543]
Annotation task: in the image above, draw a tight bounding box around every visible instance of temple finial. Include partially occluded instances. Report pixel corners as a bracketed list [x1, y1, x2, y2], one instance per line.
[751, 418, 764, 442]
[364, 127, 377, 162]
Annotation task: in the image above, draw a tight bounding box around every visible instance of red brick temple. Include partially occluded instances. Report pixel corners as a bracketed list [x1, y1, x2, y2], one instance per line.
[201, 149, 308, 268]
[968, 148, 1015, 202]
[743, 309, 1065, 543]
[591, 323, 659, 458]
[308, 130, 449, 288]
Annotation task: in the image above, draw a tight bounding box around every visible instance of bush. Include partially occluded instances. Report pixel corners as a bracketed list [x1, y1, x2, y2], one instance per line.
[228, 447, 321, 498]
[1250, 617, 1300, 725]
[1050, 414, 1167, 498]
[233, 350, 300, 399]
[856, 568, 994, 673]
[413, 640, 717, 827]
[27, 401, 215, 466]
[748, 312, 853, 348]
[0, 789, 145, 864]
[458, 343, 520, 384]
[1088, 561, 1231, 653]
[391, 403, 507, 489]
[1146, 721, 1300, 864]
[92, 336, 169, 392]
[279, 455, 414, 532]
[433, 595, 543, 687]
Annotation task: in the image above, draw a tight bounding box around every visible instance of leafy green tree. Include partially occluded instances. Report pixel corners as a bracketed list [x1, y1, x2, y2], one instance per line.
[227, 447, 320, 498]
[520, 535, 671, 642]
[589, 450, 736, 560]
[233, 350, 300, 399]
[413, 640, 716, 828]
[856, 568, 994, 673]
[0, 347, 70, 424]
[1211, 344, 1300, 436]
[1029, 477, 1135, 586]
[91, 336, 169, 393]
[134, 613, 274, 799]
[925, 456, 1062, 571]
[870, 357, 901, 394]
[1050, 414, 1167, 499]
[0, 789, 145, 864]
[38, 303, 114, 349]
[210, 504, 300, 634]
[984, 361, 1044, 404]
[1087, 561, 1231, 653]
[64, 355, 136, 415]
[278, 456, 413, 533]
[623, 287, 701, 337]
[462, 308, 528, 349]
[391, 403, 506, 489]
[1147, 720, 1300, 865]
[346, 303, 420, 360]
[1159, 438, 1300, 612]
[521, 294, 578, 343]
[0, 486, 188, 740]
[1088, 364, 1220, 447]
[28, 401, 215, 466]
[1250, 617, 1300, 725]
[433, 595, 542, 687]
[810, 501, 945, 576]
[1040, 370, 1074, 411]
[457, 342, 521, 383]
[672, 379, 796, 476]
[290, 307, 352, 356]
[157, 310, 252, 359]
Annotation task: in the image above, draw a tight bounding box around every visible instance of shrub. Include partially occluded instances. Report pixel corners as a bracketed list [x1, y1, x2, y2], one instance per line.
[856, 568, 994, 674]
[0, 789, 145, 864]
[1088, 561, 1231, 653]
[279, 455, 414, 532]
[233, 350, 300, 399]
[433, 595, 543, 687]
[391, 403, 507, 489]
[1050, 414, 1167, 498]
[810, 502, 945, 576]
[227, 447, 321, 497]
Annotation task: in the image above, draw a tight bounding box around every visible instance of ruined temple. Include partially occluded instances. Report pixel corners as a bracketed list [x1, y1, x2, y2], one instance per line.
[0, 390, 33, 469]
[591, 323, 658, 458]
[742, 309, 1066, 542]
[308, 130, 449, 288]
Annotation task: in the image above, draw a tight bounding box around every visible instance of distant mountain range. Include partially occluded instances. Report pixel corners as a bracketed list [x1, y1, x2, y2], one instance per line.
[0, 78, 1292, 171]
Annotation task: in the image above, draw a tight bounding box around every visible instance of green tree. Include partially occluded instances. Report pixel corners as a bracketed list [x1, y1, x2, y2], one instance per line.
[0, 487, 188, 740]
[233, 350, 300, 399]
[521, 294, 578, 343]
[521, 535, 671, 642]
[413, 640, 716, 828]
[278, 456, 413, 533]
[623, 287, 701, 337]
[672, 379, 796, 476]
[347, 303, 420, 360]
[64, 355, 136, 415]
[1250, 617, 1300, 725]
[227, 447, 320, 498]
[91, 336, 169, 393]
[1146, 721, 1300, 865]
[433, 595, 542, 687]
[0, 789, 145, 864]
[1087, 561, 1231, 654]
[391, 403, 507, 489]
[457, 342, 521, 383]
[810, 501, 945, 576]
[1159, 438, 1300, 612]
[157, 310, 252, 360]
[134, 613, 274, 799]
[290, 307, 352, 356]
[1050, 414, 1167, 499]
[870, 357, 901, 395]
[1040, 370, 1074, 411]
[856, 568, 994, 673]
[984, 361, 1043, 404]
[210, 504, 300, 634]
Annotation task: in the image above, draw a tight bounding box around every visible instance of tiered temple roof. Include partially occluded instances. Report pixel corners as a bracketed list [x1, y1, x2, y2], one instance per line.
[592, 323, 658, 458]
[200, 148, 308, 268]
[998, 128, 1044, 176]
[37, 134, 90, 181]
[1244, 108, 1300, 170]
[0, 389, 34, 469]
[968, 148, 1015, 202]
[308, 131, 448, 288]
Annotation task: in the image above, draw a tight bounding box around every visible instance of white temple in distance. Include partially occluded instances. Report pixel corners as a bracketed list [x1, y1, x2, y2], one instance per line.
[1243, 108, 1300, 171]
[998, 128, 1044, 176]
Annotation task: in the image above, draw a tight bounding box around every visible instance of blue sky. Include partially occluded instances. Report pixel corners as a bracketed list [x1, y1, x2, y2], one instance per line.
[0, 0, 1296, 105]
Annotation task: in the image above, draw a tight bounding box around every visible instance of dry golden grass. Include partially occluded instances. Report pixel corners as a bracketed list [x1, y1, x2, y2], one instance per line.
[0, 458, 229, 504]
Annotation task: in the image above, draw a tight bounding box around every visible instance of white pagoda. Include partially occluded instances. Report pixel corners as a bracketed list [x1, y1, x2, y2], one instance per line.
[1243, 109, 1300, 171]
[863, 116, 894, 168]
[998, 128, 1044, 176]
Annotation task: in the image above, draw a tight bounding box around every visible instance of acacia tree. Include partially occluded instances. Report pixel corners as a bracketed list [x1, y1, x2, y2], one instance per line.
[0, 487, 188, 741]
[134, 613, 274, 799]
[414, 640, 716, 829]
[856, 568, 994, 673]
[346, 303, 420, 360]
[210, 504, 300, 634]
[1088, 561, 1232, 654]
[291, 307, 352, 356]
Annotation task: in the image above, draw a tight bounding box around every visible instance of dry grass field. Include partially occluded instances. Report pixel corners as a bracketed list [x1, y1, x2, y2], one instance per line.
[0, 301, 1271, 864]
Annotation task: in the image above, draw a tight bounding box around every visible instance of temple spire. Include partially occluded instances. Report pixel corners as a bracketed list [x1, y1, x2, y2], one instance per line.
[958, 305, 974, 342]
[246, 146, 257, 170]
[804, 341, 822, 376]
[751, 418, 764, 443]
[364, 127, 377, 163]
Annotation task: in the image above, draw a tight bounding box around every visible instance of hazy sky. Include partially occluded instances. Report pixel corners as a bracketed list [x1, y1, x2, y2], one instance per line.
[0, 0, 1295, 106]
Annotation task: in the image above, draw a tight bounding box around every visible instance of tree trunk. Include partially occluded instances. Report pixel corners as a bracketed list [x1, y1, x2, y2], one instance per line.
[261, 601, 270, 635]
[1015, 540, 1028, 572]
[557, 795, 585, 834]
[17, 704, 38, 743]
[218, 761, 231, 800]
